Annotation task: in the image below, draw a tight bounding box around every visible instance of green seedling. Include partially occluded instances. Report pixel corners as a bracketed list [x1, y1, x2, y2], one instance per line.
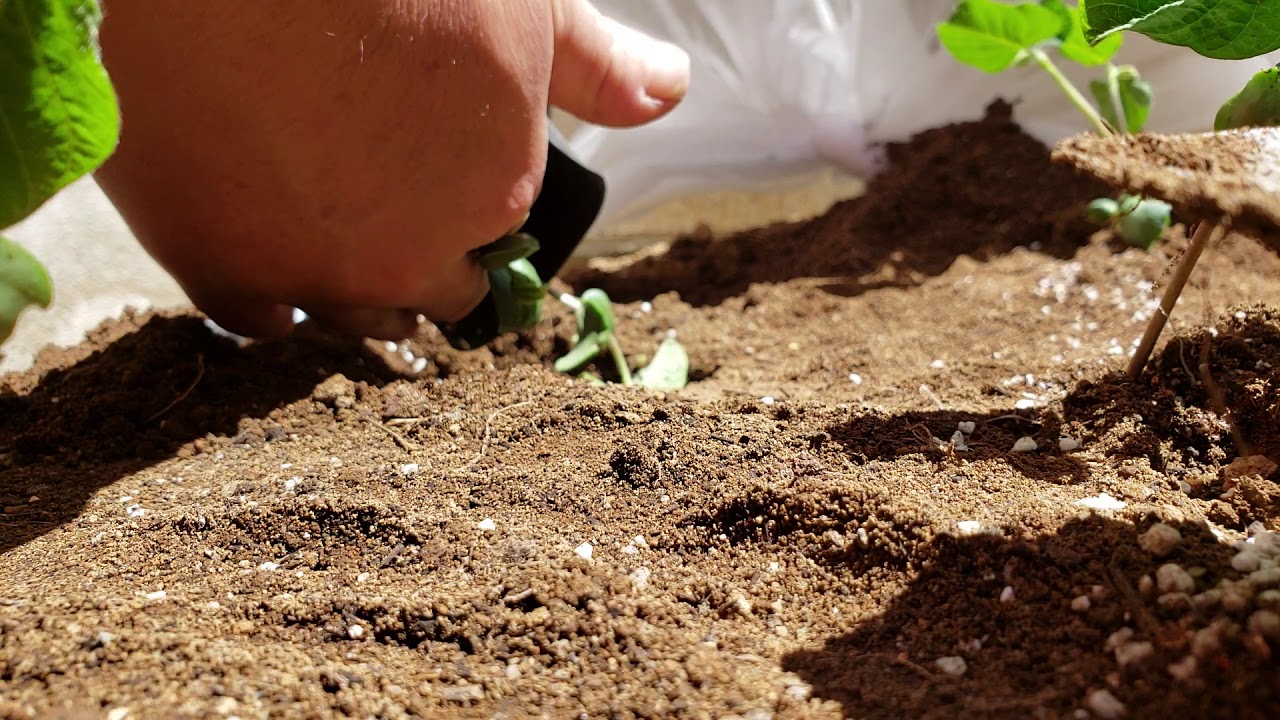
[937, 1, 1171, 249]
[0, 0, 122, 345]
[551, 287, 689, 391]
[1076, 0, 1280, 378]
[475, 233, 549, 335]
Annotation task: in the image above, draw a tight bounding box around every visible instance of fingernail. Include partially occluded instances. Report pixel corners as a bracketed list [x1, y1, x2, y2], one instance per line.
[627, 29, 689, 102]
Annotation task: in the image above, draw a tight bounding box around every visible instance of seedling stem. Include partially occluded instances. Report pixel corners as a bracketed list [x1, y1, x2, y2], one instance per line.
[1029, 48, 1111, 136]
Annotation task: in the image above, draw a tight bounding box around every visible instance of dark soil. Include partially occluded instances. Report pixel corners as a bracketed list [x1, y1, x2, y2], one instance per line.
[2, 102, 1279, 720]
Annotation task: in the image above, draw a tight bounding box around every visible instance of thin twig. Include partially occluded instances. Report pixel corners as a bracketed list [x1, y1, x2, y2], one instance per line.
[371, 417, 416, 451]
[1127, 221, 1220, 380]
[455, 400, 533, 473]
[147, 354, 205, 423]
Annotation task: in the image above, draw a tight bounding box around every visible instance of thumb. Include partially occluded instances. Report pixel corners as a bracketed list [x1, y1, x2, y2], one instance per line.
[549, 0, 690, 128]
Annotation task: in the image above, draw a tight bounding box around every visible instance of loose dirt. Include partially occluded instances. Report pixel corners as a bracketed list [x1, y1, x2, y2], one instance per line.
[2, 102, 1279, 719]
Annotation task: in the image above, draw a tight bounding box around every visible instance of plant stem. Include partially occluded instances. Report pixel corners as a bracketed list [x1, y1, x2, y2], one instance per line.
[606, 334, 633, 385]
[1127, 221, 1218, 380]
[1105, 63, 1129, 135]
[1029, 49, 1112, 136]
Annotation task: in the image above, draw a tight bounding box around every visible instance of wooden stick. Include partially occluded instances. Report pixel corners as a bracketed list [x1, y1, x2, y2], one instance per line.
[1127, 221, 1218, 380]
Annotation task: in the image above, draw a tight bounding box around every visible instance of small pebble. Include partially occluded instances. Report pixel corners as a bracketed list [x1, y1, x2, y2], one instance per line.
[399, 463, 420, 477]
[1156, 564, 1196, 595]
[1167, 655, 1198, 682]
[1071, 595, 1091, 613]
[1086, 689, 1126, 719]
[934, 656, 968, 677]
[1011, 437, 1037, 453]
[1139, 523, 1182, 558]
[1248, 610, 1280, 641]
[347, 624, 365, 640]
[1114, 641, 1154, 668]
[1059, 436, 1081, 452]
[957, 421, 976, 435]
[145, 590, 167, 601]
[356, 572, 370, 583]
[574, 542, 594, 561]
[477, 518, 496, 531]
[1233, 549, 1262, 573]
[1000, 586, 1015, 603]
[107, 709, 129, 720]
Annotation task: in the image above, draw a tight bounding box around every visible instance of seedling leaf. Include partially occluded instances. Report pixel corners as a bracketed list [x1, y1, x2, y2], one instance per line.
[634, 337, 689, 392]
[476, 232, 540, 271]
[0, 235, 52, 343]
[1215, 67, 1280, 130]
[0, 0, 120, 229]
[1117, 197, 1172, 250]
[1079, 0, 1280, 60]
[1048, 1, 1124, 66]
[1086, 197, 1120, 223]
[937, 0, 1065, 73]
[489, 258, 547, 334]
[578, 288, 617, 336]
[1089, 65, 1153, 133]
[553, 330, 608, 374]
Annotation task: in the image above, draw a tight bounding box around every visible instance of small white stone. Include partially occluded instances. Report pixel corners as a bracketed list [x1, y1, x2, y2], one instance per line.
[1248, 609, 1280, 640]
[574, 542, 594, 561]
[632, 535, 649, 549]
[1167, 655, 1198, 682]
[1233, 549, 1262, 573]
[1086, 689, 1126, 719]
[477, 518, 496, 531]
[934, 656, 968, 677]
[1075, 493, 1126, 511]
[399, 463, 420, 476]
[1059, 436, 1081, 452]
[107, 709, 129, 720]
[1156, 564, 1196, 595]
[347, 624, 365, 640]
[411, 357, 428, 373]
[1011, 437, 1038, 452]
[950, 431, 970, 452]
[356, 572, 370, 583]
[1071, 595, 1091, 613]
[145, 590, 167, 601]
[1115, 641, 1154, 667]
[761, 396, 775, 405]
[957, 520, 983, 536]
[957, 421, 976, 435]
[848, 373, 863, 385]
[1015, 398, 1037, 410]
[1139, 523, 1182, 558]
[1000, 586, 1015, 603]
[258, 562, 279, 571]
[630, 567, 651, 592]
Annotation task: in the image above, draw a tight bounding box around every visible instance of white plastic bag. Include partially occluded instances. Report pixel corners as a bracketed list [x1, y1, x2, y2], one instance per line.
[570, 0, 1280, 236]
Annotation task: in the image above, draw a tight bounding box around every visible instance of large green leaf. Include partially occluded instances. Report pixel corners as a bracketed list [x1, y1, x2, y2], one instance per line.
[1216, 67, 1280, 130]
[0, 0, 120, 230]
[0, 234, 51, 342]
[1044, 0, 1125, 65]
[937, 0, 1066, 73]
[1079, 0, 1280, 60]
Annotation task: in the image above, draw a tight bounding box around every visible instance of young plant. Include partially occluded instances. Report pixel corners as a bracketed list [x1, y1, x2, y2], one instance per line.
[1, 0, 120, 346]
[551, 287, 689, 392]
[937, 0, 1170, 250]
[1078, 0, 1280, 378]
[478, 236, 690, 391]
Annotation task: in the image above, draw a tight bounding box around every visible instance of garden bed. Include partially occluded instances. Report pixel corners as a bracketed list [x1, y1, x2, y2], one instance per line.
[1, 102, 1278, 719]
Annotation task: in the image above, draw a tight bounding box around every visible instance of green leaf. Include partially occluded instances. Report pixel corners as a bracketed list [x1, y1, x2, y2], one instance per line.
[936, 0, 1066, 73]
[1215, 67, 1280, 130]
[1086, 197, 1119, 223]
[488, 258, 547, 334]
[553, 330, 607, 374]
[0, 234, 51, 343]
[1046, 1, 1125, 65]
[1088, 65, 1153, 133]
[1117, 197, 1172, 250]
[578, 288, 617, 336]
[475, 232, 539, 271]
[1, 0, 120, 229]
[1079, 0, 1280, 60]
[634, 337, 689, 392]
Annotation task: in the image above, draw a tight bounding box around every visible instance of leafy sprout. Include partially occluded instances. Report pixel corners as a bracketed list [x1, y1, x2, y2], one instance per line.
[0, 0, 122, 345]
[937, 0, 1170, 250]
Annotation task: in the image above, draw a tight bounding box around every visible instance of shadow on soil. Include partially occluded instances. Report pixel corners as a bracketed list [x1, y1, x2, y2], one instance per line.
[774, 515, 1277, 719]
[825, 406, 1090, 486]
[0, 312, 411, 555]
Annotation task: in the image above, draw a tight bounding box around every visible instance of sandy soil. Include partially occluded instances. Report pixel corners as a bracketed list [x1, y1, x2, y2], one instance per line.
[1, 102, 1278, 720]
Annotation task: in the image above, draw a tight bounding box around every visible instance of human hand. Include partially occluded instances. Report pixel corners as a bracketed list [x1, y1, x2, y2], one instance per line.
[94, 0, 689, 340]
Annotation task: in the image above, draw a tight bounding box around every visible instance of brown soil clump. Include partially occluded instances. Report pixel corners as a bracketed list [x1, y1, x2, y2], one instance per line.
[2, 102, 1279, 719]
